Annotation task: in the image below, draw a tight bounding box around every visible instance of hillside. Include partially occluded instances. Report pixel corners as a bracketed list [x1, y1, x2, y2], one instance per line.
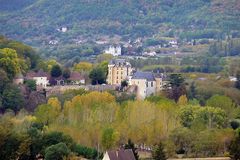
[0, 0, 240, 59]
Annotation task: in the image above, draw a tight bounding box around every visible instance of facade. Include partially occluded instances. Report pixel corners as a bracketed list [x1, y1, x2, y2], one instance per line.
[26, 70, 50, 89]
[130, 71, 164, 99]
[107, 59, 133, 85]
[105, 45, 121, 56]
[102, 149, 136, 160]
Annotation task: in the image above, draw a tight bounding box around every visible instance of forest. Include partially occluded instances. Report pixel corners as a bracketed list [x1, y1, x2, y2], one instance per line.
[1, 0, 240, 59]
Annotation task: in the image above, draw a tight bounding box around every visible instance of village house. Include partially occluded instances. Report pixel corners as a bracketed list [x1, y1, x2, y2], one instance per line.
[26, 70, 50, 89]
[107, 59, 133, 85]
[50, 71, 85, 86]
[129, 71, 165, 99]
[102, 149, 136, 160]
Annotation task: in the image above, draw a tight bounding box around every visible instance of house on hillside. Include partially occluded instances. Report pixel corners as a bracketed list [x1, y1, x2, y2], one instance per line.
[26, 70, 50, 89]
[107, 59, 134, 85]
[129, 71, 165, 99]
[102, 149, 136, 160]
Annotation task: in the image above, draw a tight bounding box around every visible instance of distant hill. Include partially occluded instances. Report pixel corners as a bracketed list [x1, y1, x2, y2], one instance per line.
[0, 0, 240, 58]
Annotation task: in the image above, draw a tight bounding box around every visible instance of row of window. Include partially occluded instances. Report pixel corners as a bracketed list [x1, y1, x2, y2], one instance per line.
[146, 81, 154, 87]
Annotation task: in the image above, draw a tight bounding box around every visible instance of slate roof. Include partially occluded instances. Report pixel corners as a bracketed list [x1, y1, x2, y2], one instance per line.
[109, 59, 131, 66]
[106, 149, 136, 160]
[132, 71, 155, 81]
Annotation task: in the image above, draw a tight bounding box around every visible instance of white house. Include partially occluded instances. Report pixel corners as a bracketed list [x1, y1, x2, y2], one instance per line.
[105, 45, 121, 56]
[26, 70, 50, 89]
[103, 149, 136, 160]
[130, 71, 164, 99]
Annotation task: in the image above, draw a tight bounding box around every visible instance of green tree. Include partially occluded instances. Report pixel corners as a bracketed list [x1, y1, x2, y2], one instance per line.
[167, 74, 186, 101]
[1, 85, 24, 113]
[44, 142, 70, 160]
[188, 82, 196, 100]
[24, 80, 36, 91]
[0, 69, 10, 94]
[101, 128, 117, 150]
[169, 74, 185, 87]
[207, 95, 237, 119]
[152, 142, 167, 160]
[124, 139, 139, 160]
[51, 64, 62, 78]
[62, 68, 71, 79]
[89, 67, 106, 85]
[0, 48, 21, 79]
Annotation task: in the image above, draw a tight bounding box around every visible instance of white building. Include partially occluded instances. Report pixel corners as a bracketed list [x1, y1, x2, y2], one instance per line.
[26, 70, 50, 89]
[130, 71, 164, 99]
[105, 45, 121, 56]
[169, 40, 178, 48]
[57, 27, 68, 32]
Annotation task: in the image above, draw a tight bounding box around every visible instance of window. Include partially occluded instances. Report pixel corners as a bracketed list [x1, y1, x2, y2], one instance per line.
[146, 82, 148, 87]
[151, 82, 153, 87]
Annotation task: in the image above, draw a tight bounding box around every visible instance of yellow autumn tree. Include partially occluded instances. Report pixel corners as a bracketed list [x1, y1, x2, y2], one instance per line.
[73, 62, 93, 73]
[177, 95, 188, 106]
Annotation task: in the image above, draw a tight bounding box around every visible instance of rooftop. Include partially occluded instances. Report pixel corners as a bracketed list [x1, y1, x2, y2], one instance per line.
[132, 71, 155, 81]
[109, 59, 131, 67]
[106, 149, 136, 160]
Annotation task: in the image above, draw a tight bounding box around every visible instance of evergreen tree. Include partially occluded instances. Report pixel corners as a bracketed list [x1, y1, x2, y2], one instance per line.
[89, 67, 106, 85]
[51, 65, 62, 78]
[188, 82, 196, 99]
[229, 131, 240, 160]
[152, 142, 167, 160]
[62, 68, 71, 79]
[124, 139, 139, 160]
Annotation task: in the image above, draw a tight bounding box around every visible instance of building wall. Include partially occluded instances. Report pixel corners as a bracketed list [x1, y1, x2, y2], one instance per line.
[155, 78, 163, 93]
[33, 77, 49, 88]
[130, 78, 165, 99]
[107, 65, 133, 85]
[131, 79, 156, 99]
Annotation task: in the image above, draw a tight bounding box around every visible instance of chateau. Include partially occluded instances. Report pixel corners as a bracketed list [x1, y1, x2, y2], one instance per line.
[107, 59, 133, 85]
[105, 45, 121, 56]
